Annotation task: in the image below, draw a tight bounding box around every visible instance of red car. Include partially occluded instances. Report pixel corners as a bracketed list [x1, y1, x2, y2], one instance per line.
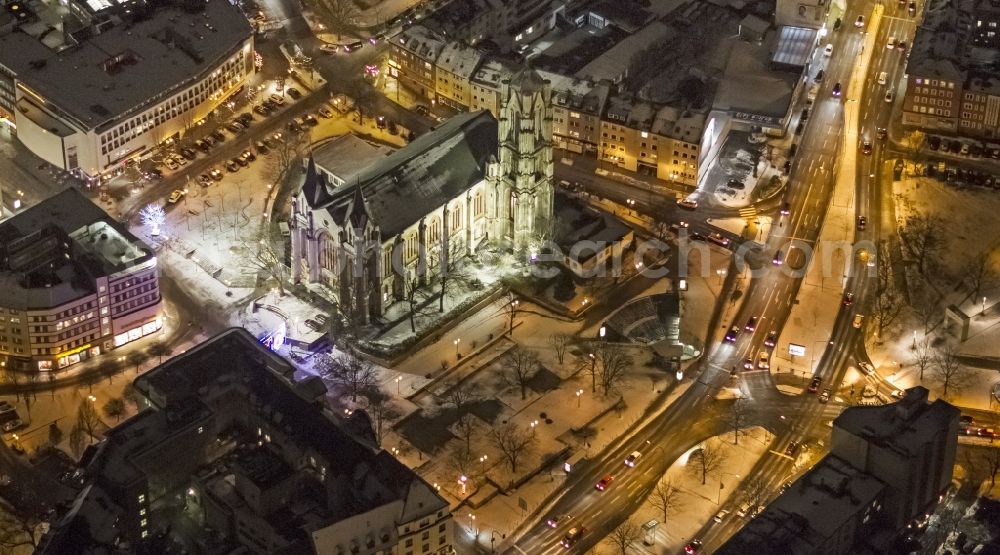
[595, 474, 614, 491]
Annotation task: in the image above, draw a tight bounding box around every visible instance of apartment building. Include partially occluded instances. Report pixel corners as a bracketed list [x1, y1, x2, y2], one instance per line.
[388, 25, 448, 102]
[434, 42, 484, 112]
[470, 59, 516, 117]
[38, 329, 454, 555]
[0, 188, 160, 372]
[0, 0, 253, 181]
[545, 73, 611, 156]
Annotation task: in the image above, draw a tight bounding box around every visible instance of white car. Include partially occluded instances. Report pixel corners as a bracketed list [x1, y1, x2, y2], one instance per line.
[757, 351, 770, 369]
[677, 198, 698, 210]
[887, 36, 896, 49]
[320, 43, 339, 53]
[885, 90, 895, 103]
[824, 43, 833, 56]
[164, 157, 179, 171]
[624, 451, 642, 467]
[714, 509, 730, 523]
[859, 361, 875, 375]
[167, 189, 185, 204]
[2, 419, 23, 433]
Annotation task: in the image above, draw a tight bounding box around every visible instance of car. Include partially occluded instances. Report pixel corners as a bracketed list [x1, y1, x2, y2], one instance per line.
[624, 451, 642, 467]
[878, 71, 888, 85]
[561, 527, 586, 548]
[269, 93, 285, 105]
[670, 221, 690, 233]
[263, 98, 280, 110]
[253, 104, 269, 116]
[237, 113, 253, 125]
[287, 87, 302, 100]
[545, 515, 563, 528]
[808, 376, 821, 393]
[960, 143, 970, 156]
[677, 198, 698, 210]
[320, 43, 339, 53]
[843, 292, 854, 306]
[795, 121, 805, 135]
[824, 43, 834, 56]
[887, 36, 896, 49]
[786, 440, 802, 456]
[819, 388, 831, 403]
[302, 114, 319, 126]
[960, 415, 976, 428]
[263, 138, 278, 150]
[414, 104, 431, 117]
[814, 69, 824, 82]
[876, 127, 887, 141]
[764, 331, 777, 348]
[211, 130, 226, 143]
[167, 189, 185, 204]
[772, 250, 784, 265]
[737, 501, 763, 518]
[713, 509, 730, 523]
[225, 122, 244, 134]
[855, 14, 865, 27]
[800, 108, 810, 122]
[197, 174, 213, 187]
[857, 216, 867, 230]
[195, 139, 211, 152]
[271, 131, 283, 143]
[861, 139, 873, 154]
[908, 0, 916, 14]
[252, 141, 268, 155]
[832, 82, 842, 97]
[2, 419, 23, 433]
[978, 427, 996, 438]
[742, 357, 754, 370]
[344, 41, 364, 52]
[234, 155, 249, 167]
[146, 167, 163, 180]
[833, 17, 842, 29]
[225, 160, 240, 172]
[885, 89, 895, 103]
[318, 107, 334, 118]
[287, 120, 303, 133]
[726, 178, 745, 190]
[708, 232, 731, 247]
[595, 474, 614, 491]
[898, 40, 907, 51]
[758, 351, 770, 369]
[725, 326, 740, 342]
[164, 157, 179, 171]
[0, 402, 13, 414]
[240, 149, 256, 162]
[209, 168, 224, 181]
[859, 361, 875, 375]
[852, 313, 865, 328]
[744, 316, 758, 333]
[684, 540, 704, 554]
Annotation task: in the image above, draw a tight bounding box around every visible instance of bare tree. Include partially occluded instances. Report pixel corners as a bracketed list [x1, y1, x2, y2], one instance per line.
[729, 397, 749, 445]
[76, 400, 103, 440]
[872, 240, 905, 339]
[243, 222, 288, 296]
[122, 383, 144, 411]
[364, 388, 400, 446]
[317, 349, 378, 402]
[433, 245, 473, 313]
[687, 442, 726, 485]
[501, 346, 540, 400]
[445, 441, 476, 480]
[983, 446, 1000, 487]
[47, 421, 63, 448]
[270, 129, 309, 185]
[932, 345, 970, 398]
[502, 293, 521, 335]
[102, 398, 127, 422]
[147, 342, 173, 364]
[441, 381, 479, 416]
[548, 333, 571, 365]
[647, 478, 684, 524]
[595, 343, 633, 396]
[126, 350, 149, 374]
[489, 422, 535, 474]
[605, 518, 641, 555]
[912, 286, 943, 332]
[899, 211, 945, 276]
[963, 250, 997, 299]
[453, 413, 477, 451]
[912, 338, 934, 382]
[0, 508, 42, 553]
[741, 477, 769, 513]
[68, 425, 86, 458]
[576, 351, 599, 393]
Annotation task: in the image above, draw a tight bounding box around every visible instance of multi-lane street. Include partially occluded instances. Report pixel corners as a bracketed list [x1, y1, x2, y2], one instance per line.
[507, 0, 930, 551]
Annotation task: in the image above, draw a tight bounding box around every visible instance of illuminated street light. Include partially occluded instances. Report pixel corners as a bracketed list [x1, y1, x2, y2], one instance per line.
[576, 388, 584, 407]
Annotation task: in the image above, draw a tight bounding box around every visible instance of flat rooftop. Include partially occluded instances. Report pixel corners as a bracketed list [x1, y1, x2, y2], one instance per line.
[311, 134, 393, 191]
[718, 455, 887, 554]
[0, 0, 252, 131]
[0, 187, 154, 309]
[833, 386, 960, 458]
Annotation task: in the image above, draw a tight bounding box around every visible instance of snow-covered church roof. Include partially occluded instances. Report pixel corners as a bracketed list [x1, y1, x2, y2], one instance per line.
[303, 110, 498, 237]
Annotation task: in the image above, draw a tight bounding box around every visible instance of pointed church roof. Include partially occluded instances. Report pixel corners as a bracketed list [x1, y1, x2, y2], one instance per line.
[508, 68, 550, 96]
[348, 181, 369, 230]
[300, 155, 333, 208]
[311, 110, 498, 237]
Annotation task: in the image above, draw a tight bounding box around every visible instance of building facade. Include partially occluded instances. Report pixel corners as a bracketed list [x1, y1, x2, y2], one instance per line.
[290, 72, 554, 324]
[0, 188, 160, 372]
[0, 0, 253, 181]
[388, 26, 447, 102]
[434, 42, 484, 112]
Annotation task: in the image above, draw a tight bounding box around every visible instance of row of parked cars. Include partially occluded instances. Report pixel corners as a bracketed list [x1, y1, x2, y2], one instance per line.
[923, 163, 1000, 189]
[926, 136, 1000, 159]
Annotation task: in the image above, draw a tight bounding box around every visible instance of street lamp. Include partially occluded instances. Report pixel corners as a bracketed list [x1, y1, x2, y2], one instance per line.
[395, 375, 402, 395]
[459, 474, 468, 494]
[454, 338, 461, 357]
[576, 388, 584, 407]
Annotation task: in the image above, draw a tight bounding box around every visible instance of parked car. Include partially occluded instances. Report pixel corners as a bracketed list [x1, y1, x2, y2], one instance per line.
[209, 168, 224, 181]
[714, 509, 730, 523]
[167, 189, 185, 204]
[197, 174, 213, 187]
[301, 114, 318, 126]
[195, 139, 211, 152]
[253, 104, 270, 117]
[320, 43, 339, 54]
[287, 87, 302, 100]
[180, 147, 197, 160]
[254, 140, 269, 154]
[240, 148, 256, 162]
[225, 159, 240, 172]
[211, 130, 226, 143]
[269, 93, 285, 105]
[857, 216, 867, 230]
[237, 113, 253, 125]
[2, 419, 24, 433]
[164, 157, 179, 171]
[318, 107, 334, 118]
[225, 122, 245, 134]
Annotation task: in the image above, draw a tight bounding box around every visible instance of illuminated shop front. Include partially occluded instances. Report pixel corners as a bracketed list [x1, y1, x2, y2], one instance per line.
[113, 317, 163, 348]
